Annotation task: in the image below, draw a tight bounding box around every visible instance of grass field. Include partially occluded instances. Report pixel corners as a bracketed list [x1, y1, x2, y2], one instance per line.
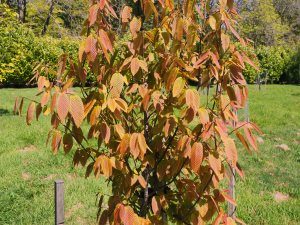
[0, 85, 299, 225]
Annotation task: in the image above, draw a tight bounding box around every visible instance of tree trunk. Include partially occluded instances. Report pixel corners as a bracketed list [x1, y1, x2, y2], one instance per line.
[17, 0, 26, 23]
[41, 0, 56, 36]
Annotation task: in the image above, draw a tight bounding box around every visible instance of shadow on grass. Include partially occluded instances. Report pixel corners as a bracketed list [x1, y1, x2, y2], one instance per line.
[0, 108, 11, 116]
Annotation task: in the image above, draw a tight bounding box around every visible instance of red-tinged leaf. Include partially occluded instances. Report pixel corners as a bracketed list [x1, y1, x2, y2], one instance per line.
[41, 92, 50, 107]
[118, 133, 130, 155]
[105, 1, 118, 18]
[121, 6, 132, 23]
[212, 211, 224, 225]
[131, 57, 140, 75]
[235, 162, 245, 179]
[85, 35, 97, 62]
[190, 142, 203, 173]
[198, 108, 209, 124]
[221, 192, 237, 206]
[99, 0, 106, 9]
[221, 33, 230, 51]
[69, 95, 84, 128]
[138, 175, 147, 188]
[130, 133, 140, 159]
[224, 137, 238, 167]
[57, 93, 69, 121]
[51, 130, 62, 154]
[36, 103, 42, 121]
[26, 102, 36, 125]
[209, 154, 222, 179]
[242, 53, 259, 71]
[89, 3, 100, 26]
[99, 29, 113, 53]
[244, 127, 257, 151]
[119, 205, 136, 225]
[63, 133, 73, 154]
[37, 76, 46, 91]
[230, 64, 246, 85]
[130, 17, 141, 38]
[186, 89, 200, 111]
[236, 131, 251, 153]
[210, 52, 221, 69]
[50, 92, 58, 113]
[172, 77, 185, 97]
[194, 51, 210, 68]
[90, 105, 101, 126]
[151, 196, 161, 215]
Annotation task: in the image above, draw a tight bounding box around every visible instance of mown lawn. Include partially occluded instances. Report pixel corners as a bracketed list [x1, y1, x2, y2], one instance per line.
[0, 85, 299, 225]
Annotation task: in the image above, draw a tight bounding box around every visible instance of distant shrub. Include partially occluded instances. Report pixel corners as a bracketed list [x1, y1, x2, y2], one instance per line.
[280, 45, 300, 84]
[241, 44, 299, 84]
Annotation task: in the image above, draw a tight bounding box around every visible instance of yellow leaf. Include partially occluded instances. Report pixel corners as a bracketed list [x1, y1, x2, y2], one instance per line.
[172, 77, 185, 97]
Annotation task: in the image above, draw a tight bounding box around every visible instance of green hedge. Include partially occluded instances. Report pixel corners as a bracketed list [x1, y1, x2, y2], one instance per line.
[242, 44, 300, 84]
[0, 3, 79, 87]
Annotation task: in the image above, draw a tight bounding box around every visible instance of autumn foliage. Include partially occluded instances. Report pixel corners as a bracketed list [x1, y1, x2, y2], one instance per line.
[15, 0, 262, 224]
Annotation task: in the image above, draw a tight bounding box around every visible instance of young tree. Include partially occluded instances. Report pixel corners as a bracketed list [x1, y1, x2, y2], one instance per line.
[17, 0, 261, 224]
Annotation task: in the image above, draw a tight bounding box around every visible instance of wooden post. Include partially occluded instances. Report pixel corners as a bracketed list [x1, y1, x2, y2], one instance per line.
[228, 169, 236, 218]
[55, 180, 64, 225]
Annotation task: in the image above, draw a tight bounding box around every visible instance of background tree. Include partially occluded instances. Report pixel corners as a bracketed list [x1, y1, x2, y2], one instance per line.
[239, 0, 290, 46]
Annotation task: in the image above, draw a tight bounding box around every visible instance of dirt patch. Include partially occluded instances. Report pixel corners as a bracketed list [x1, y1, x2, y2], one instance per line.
[275, 144, 290, 151]
[273, 191, 290, 203]
[257, 137, 264, 144]
[19, 145, 37, 153]
[67, 173, 77, 180]
[65, 203, 84, 219]
[21, 172, 31, 181]
[43, 174, 57, 181]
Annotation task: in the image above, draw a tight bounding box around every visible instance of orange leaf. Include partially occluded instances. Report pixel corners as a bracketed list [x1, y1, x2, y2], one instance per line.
[130, 133, 140, 159]
[69, 95, 84, 128]
[131, 57, 140, 76]
[57, 93, 70, 121]
[151, 196, 161, 215]
[26, 102, 36, 125]
[41, 91, 50, 107]
[100, 122, 110, 144]
[137, 133, 148, 159]
[221, 33, 230, 51]
[90, 105, 101, 126]
[224, 137, 238, 167]
[130, 17, 141, 38]
[99, 29, 113, 53]
[186, 89, 200, 111]
[94, 155, 113, 178]
[121, 6, 132, 23]
[138, 175, 147, 188]
[190, 142, 203, 173]
[118, 134, 130, 155]
[209, 154, 222, 179]
[89, 3, 100, 26]
[51, 130, 62, 154]
[110, 73, 125, 98]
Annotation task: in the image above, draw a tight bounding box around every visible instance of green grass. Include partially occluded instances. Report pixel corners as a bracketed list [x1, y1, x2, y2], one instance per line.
[0, 85, 299, 225]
